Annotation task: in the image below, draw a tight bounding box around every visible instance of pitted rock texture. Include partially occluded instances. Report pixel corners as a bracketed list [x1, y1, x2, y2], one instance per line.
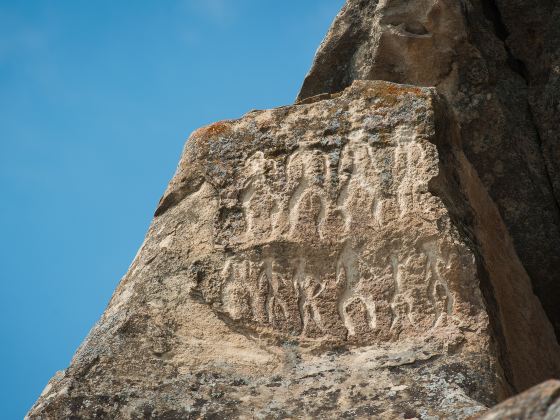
[298, 0, 560, 340]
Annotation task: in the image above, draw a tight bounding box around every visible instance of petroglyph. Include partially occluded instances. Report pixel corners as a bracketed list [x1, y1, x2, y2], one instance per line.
[287, 149, 329, 239]
[211, 238, 458, 342]
[180, 82, 479, 346]
[240, 152, 281, 238]
[337, 138, 383, 231]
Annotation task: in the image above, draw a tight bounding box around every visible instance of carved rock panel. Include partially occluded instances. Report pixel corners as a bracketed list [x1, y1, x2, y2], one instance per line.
[178, 81, 480, 346]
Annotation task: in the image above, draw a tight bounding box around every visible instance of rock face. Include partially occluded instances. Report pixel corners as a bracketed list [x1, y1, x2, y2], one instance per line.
[27, 81, 559, 419]
[477, 380, 560, 419]
[298, 0, 560, 339]
[28, 1, 560, 419]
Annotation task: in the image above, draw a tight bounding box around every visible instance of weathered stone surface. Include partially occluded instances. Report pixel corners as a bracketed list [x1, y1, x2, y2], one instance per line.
[477, 380, 560, 419]
[498, 1, 560, 333]
[298, 0, 560, 340]
[27, 80, 560, 419]
[28, 0, 560, 418]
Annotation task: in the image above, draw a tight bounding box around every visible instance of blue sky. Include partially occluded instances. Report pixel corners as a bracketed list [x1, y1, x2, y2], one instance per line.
[0, 1, 344, 417]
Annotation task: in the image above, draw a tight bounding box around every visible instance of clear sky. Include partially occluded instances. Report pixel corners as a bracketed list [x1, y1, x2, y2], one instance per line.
[0, 1, 344, 417]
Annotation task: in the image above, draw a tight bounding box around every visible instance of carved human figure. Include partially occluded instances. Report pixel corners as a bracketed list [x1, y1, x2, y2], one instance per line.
[241, 151, 280, 238]
[298, 273, 324, 337]
[361, 253, 396, 340]
[317, 270, 348, 340]
[253, 268, 270, 324]
[338, 140, 381, 231]
[267, 264, 301, 334]
[390, 294, 414, 337]
[221, 259, 253, 321]
[393, 138, 425, 217]
[422, 241, 455, 327]
[337, 260, 377, 339]
[345, 298, 372, 337]
[433, 282, 449, 327]
[287, 149, 328, 239]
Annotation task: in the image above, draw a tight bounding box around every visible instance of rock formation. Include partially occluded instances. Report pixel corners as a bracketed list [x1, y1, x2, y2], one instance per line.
[298, 0, 560, 339]
[477, 380, 560, 419]
[28, 1, 560, 419]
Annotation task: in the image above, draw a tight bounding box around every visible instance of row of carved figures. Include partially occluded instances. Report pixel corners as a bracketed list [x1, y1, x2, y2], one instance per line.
[239, 138, 430, 241]
[218, 242, 455, 340]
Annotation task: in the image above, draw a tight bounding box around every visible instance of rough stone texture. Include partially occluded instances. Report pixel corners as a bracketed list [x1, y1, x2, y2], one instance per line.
[27, 80, 560, 419]
[28, 1, 560, 418]
[498, 0, 560, 335]
[298, 0, 560, 339]
[477, 380, 560, 419]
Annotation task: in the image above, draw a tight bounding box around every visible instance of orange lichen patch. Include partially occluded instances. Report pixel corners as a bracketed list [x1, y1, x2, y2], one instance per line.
[192, 121, 232, 139]
[363, 82, 429, 109]
[378, 81, 425, 96]
[366, 81, 427, 101]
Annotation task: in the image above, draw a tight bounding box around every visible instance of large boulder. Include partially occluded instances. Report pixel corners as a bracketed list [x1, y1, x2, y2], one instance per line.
[27, 81, 560, 419]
